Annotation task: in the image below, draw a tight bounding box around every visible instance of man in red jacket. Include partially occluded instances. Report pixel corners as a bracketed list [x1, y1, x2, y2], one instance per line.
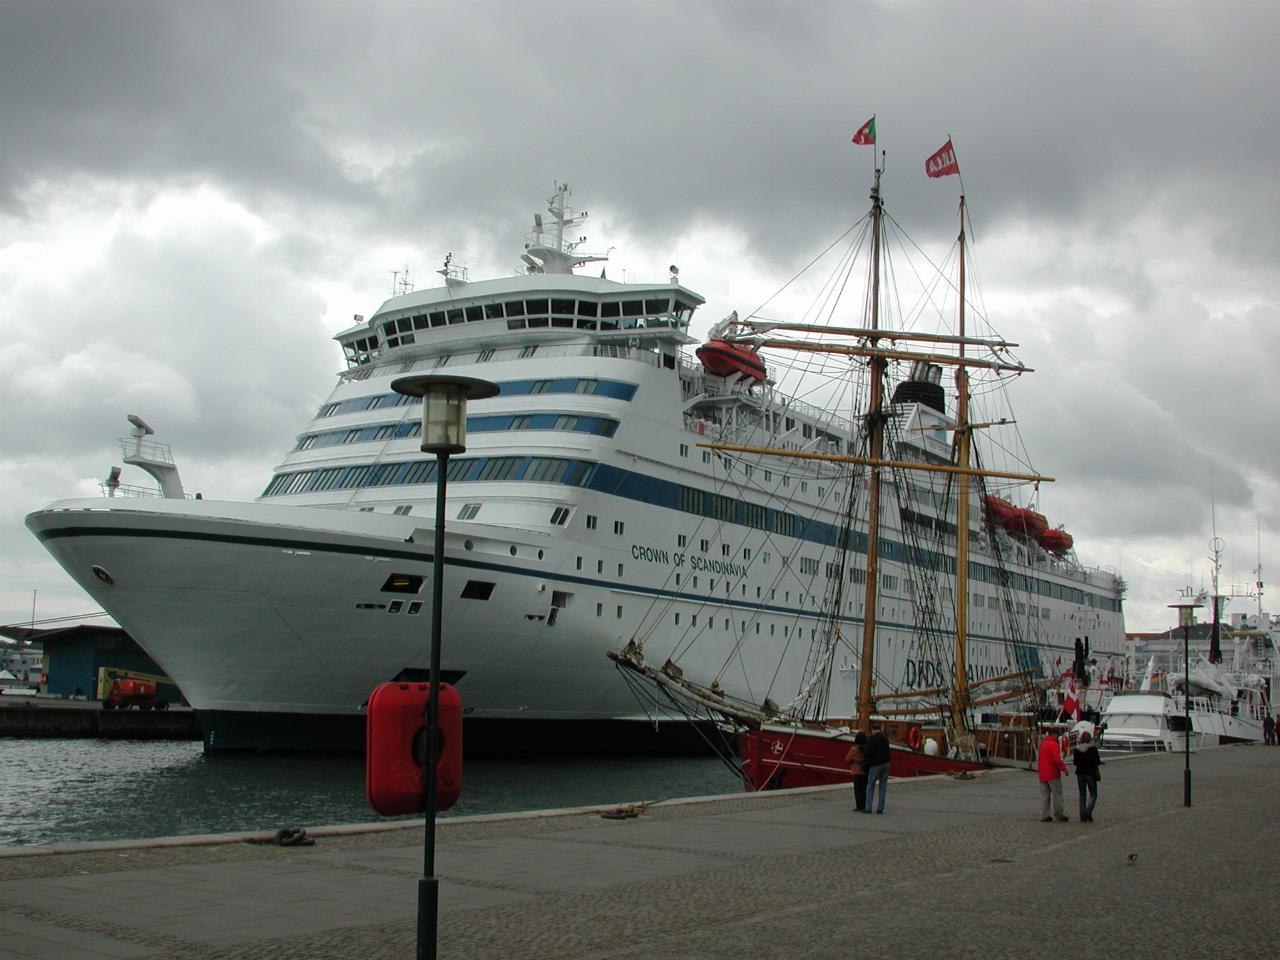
[1038, 731, 1070, 822]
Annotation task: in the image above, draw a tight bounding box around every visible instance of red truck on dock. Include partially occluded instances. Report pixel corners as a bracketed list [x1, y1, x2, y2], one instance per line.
[101, 677, 169, 711]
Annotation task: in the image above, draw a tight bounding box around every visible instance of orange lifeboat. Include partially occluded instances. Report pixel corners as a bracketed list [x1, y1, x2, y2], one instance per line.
[696, 340, 767, 382]
[983, 495, 1017, 527]
[1038, 528, 1073, 556]
[1004, 507, 1047, 539]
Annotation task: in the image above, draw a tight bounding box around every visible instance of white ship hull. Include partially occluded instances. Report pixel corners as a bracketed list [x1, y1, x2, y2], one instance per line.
[28, 468, 1125, 750]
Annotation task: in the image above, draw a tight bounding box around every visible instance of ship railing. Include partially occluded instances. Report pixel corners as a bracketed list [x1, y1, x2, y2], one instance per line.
[99, 481, 163, 499]
[119, 437, 176, 465]
[591, 343, 667, 369]
[1170, 694, 1221, 716]
[98, 480, 197, 500]
[687, 382, 855, 440]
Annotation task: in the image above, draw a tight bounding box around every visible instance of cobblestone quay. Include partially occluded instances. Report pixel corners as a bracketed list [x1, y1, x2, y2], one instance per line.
[1, 745, 1277, 959]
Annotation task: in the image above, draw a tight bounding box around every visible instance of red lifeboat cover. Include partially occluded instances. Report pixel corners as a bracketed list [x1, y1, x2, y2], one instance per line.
[1038, 528, 1073, 555]
[696, 340, 767, 382]
[983, 495, 1017, 526]
[1005, 508, 1048, 539]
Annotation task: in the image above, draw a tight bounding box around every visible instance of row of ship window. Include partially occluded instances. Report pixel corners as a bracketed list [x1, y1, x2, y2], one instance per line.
[362, 296, 698, 355]
[970, 591, 1052, 619]
[295, 413, 620, 451]
[261, 456, 595, 498]
[315, 377, 637, 420]
[260, 448, 1120, 615]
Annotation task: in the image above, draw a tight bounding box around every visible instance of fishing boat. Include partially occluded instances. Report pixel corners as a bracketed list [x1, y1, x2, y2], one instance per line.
[611, 142, 1127, 789]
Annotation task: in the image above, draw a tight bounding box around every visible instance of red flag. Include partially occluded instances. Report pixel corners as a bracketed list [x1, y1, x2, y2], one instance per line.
[1063, 681, 1080, 721]
[851, 117, 876, 145]
[925, 138, 959, 178]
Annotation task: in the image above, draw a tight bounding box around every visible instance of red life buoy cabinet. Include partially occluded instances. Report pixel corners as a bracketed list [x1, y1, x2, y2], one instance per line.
[366, 682, 462, 815]
[908, 726, 923, 751]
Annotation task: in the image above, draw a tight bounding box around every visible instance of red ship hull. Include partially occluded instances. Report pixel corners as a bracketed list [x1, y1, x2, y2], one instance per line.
[738, 726, 987, 791]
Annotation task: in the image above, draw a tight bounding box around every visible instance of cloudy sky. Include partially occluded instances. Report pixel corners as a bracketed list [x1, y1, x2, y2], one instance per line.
[2, 0, 1277, 634]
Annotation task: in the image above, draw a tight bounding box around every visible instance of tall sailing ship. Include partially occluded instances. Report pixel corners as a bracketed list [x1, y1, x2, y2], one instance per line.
[611, 145, 1128, 786]
[28, 175, 1125, 754]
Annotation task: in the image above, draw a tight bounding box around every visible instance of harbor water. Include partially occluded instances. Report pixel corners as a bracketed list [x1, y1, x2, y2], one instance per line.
[0, 738, 742, 847]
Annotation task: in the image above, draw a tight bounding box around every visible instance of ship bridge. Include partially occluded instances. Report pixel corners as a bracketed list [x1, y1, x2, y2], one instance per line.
[334, 183, 704, 369]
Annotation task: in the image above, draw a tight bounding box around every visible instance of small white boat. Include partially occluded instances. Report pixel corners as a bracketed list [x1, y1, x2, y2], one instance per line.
[1099, 692, 1204, 753]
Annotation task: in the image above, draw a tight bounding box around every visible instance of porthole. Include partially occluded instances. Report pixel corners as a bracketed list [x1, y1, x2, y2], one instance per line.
[464, 540, 474, 551]
[509, 545, 517, 556]
[91, 565, 114, 585]
[537, 549, 544, 560]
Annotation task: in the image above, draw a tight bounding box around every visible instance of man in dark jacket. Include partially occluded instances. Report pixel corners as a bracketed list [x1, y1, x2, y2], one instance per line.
[863, 725, 891, 814]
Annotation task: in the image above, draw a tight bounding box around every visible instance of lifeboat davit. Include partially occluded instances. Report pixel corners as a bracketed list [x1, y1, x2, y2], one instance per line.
[696, 340, 767, 382]
[1004, 507, 1048, 539]
[983, 495, 1017, 527]
[1038, 528, 1073, 556]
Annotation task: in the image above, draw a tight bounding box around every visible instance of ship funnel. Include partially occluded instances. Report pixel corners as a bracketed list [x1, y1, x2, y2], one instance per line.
[891, 362, 946, 413]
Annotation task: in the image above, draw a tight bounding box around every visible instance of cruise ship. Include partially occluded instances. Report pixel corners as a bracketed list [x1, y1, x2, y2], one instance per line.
[26, 184, 1127, 751]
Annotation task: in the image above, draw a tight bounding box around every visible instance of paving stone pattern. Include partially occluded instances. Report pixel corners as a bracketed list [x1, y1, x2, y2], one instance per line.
[1, 746, 1277, 959]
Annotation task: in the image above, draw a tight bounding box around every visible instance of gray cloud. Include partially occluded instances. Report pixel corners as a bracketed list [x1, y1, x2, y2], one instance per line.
[2, 1, 1278, 632]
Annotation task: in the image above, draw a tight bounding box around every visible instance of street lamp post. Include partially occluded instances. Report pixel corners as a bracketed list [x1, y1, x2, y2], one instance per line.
[1168, 598, 1203, 808]
[391, 374, 499, 960]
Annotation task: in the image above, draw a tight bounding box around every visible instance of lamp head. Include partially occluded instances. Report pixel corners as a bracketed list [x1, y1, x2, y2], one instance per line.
[1168, 596, 1204, 631]
[391, 375, 500, 455]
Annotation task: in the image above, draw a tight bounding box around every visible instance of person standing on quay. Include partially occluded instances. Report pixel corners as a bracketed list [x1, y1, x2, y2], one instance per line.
[845, 732, 869, 812]
[1038, 730, 1069, 822]
[1071, 730, 1102, 822]
[1264, 713, 1275, 746]
[863, 725, 891, 814]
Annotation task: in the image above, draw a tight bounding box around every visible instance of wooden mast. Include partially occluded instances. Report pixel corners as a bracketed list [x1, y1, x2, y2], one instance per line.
[855, 163, 886, 730]
[950, 195, 975, 751]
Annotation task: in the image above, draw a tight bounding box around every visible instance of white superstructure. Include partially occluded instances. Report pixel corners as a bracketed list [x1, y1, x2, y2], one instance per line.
[27, 185, 1126, 751]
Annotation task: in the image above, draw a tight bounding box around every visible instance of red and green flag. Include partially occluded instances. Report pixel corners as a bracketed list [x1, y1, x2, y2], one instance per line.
[851, 116, 876, 145]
